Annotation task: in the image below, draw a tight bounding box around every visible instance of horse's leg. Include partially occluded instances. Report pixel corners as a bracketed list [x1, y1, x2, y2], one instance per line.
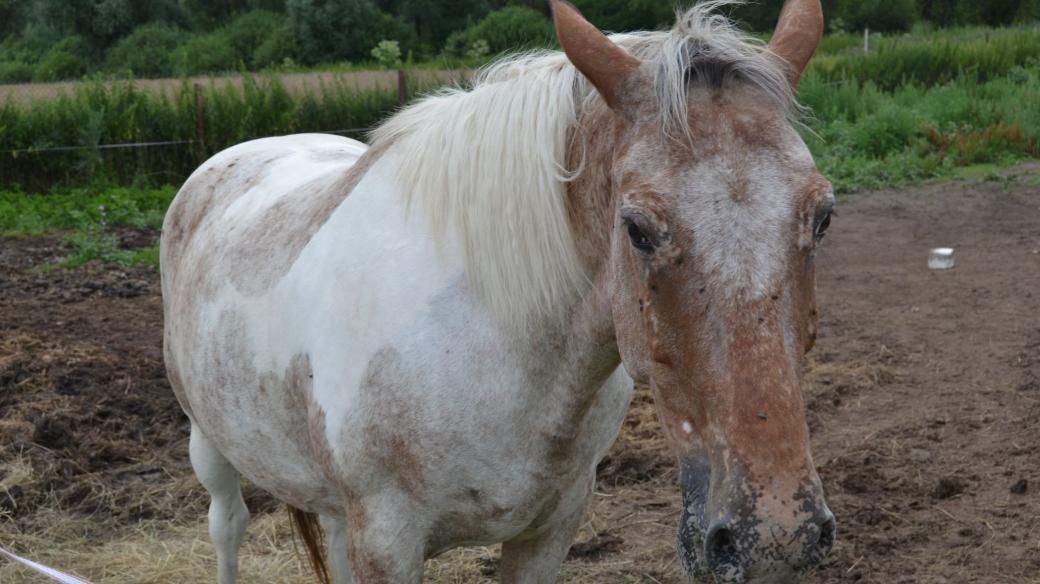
[320, 514, 354, 584]
[189, 424, 249, 584]
[499, 477, 594, 584]
[344, 493, 426, 584]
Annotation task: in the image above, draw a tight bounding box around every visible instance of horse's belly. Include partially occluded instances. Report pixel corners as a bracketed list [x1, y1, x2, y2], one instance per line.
[175, 307, 344, 514]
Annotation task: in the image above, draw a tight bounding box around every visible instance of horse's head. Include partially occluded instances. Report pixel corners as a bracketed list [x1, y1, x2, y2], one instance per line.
[553, 0, 834, 581]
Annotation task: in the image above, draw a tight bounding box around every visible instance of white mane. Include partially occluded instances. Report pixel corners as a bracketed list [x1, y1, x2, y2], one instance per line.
[369, 1, 795, 330]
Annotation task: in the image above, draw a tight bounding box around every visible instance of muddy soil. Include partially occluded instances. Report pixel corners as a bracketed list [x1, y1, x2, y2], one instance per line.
[1, 167, 1038, 583]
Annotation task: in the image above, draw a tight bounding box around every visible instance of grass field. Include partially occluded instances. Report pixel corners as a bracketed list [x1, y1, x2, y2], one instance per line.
[0, 69, 469, 106]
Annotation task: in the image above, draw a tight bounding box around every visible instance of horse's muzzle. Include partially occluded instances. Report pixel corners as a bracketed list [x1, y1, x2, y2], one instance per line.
[677, 457, 836, 583]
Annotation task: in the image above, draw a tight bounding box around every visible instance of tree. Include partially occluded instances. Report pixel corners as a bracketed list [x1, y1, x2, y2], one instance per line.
[444, 6, 552, 56]
[225, 9, 289, 61]
[838, 0, 919, 32]
[104, 23, 186, 77]
[179, 0, 286, 30]
[27, 0, 188, 56]
[570, 0, 673, 33]
[399, 0, 489, 52]
[287, 0, 410, 63]
[0, 0, 28, 38]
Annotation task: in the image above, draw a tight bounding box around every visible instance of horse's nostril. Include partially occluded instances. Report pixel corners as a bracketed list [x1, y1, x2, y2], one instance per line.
[705, 523, 741, 577]
[808, 515, 837, 565]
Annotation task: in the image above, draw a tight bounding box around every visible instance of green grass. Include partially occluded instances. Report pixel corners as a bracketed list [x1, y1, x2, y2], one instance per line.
[0, 73, 426, 192]
[50, 231, 161, 270]
[0, 185, 175, 269]
[798, 64, 1040, 193]
[0, 186, 176, 236]
[809, 25, 1040, 91]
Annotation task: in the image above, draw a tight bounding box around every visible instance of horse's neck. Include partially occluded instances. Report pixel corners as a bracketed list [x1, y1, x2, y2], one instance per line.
[566, 104, 625, 271]
[525, 269, 620, 435]
[523, 106, 628, 421]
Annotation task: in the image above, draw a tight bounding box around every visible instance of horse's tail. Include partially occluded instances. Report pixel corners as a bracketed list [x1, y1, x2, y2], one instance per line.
[288, 506, 331, 584]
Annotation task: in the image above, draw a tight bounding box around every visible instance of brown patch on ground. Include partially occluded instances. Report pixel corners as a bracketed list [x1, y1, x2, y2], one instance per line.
[2, 165, 1040, 582]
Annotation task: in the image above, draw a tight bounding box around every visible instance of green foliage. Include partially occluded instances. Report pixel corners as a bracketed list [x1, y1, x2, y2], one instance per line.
[570, 0, 675, 33]
[0, 184, 168, 268]
[225, 10, 290, 62]
[29, 0, 189, 54]
[0, 61, 36, 83]
[0, 0, 28, 38]
[180, 0, 285, 30]
[54, 230, 159, 269]
[798, 65, 1040, 192]
[252, 23, 298, 67]
[174, 32, 239, 75]
[399, 0, 489, 52]
[0, 73, 429, 191]
[3, 21, 1040, 200]
[445, 6, 553, 56]
[286, 0, 408, 64]
[0, 186, 175, 236]
[839, 0, 920, 32]
[371, 40, 403, 67]
[104, 24, 187, 78]
[813, 26, 1040, 90]
[33, 51, 88, 82]
[33, 37, 90, 82]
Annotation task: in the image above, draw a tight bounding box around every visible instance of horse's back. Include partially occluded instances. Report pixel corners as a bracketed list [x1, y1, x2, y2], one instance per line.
[162, 133, 366, 287]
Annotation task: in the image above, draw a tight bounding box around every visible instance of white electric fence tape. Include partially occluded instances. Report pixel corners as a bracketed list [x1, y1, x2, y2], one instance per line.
[0, 545, 94, 584]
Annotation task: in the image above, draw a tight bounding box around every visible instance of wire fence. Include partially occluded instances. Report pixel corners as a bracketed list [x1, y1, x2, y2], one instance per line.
[0, 69, 471, 191]
[0, 69, 468, 107]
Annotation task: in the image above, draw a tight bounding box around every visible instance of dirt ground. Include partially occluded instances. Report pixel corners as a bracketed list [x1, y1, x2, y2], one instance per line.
[1, 165, 1039, 583]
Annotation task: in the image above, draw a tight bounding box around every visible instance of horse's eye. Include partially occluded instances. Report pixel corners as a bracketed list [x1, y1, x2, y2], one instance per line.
[814, 210, 832, 243]
[627, 221, 655, 253]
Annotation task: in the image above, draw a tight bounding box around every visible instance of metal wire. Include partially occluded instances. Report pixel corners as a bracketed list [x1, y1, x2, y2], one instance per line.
[2, 129, 373, 156]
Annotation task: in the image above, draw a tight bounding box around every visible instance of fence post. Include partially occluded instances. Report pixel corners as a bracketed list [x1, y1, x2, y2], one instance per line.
[194, 83, 206, 163]
[863, 27, 869, 54]
[397, 69, 407, 107]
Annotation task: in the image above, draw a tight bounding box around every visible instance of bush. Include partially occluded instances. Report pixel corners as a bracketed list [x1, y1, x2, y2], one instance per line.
[174, 33, 239, 75]
[29, 36, 87, 82]
[371, 40, 402, 68]
[287, 0, 407, 64]
[105, 24, 187, 78]
[840, 0, 920, 32]
[447, 6, 553, 57]
[0, 61, 36, 83]
[0, 72, 441, 191]
[33, 51, 87, 81]
[252, 24, 298, 68]
[812, 27, 1040, 91]
[571, 0, 674, 33]
[225, 10, 289, 63]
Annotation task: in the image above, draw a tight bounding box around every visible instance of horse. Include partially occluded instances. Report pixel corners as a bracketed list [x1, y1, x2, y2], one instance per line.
[160, 0, 835, 582]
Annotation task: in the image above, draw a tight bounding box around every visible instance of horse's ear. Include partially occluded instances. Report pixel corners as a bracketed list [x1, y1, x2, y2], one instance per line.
[767, 0, 824, 88]
[549, 0, 641, 111]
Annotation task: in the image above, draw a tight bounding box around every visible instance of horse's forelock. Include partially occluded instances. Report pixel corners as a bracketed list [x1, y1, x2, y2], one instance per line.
[367, 2, 797, 330]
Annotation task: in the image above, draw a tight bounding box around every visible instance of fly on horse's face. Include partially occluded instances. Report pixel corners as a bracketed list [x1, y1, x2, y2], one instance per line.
[553, 0, 834, 581]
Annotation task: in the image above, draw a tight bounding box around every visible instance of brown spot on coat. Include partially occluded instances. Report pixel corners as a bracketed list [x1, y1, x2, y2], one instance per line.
[357, 348, 428, 499]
